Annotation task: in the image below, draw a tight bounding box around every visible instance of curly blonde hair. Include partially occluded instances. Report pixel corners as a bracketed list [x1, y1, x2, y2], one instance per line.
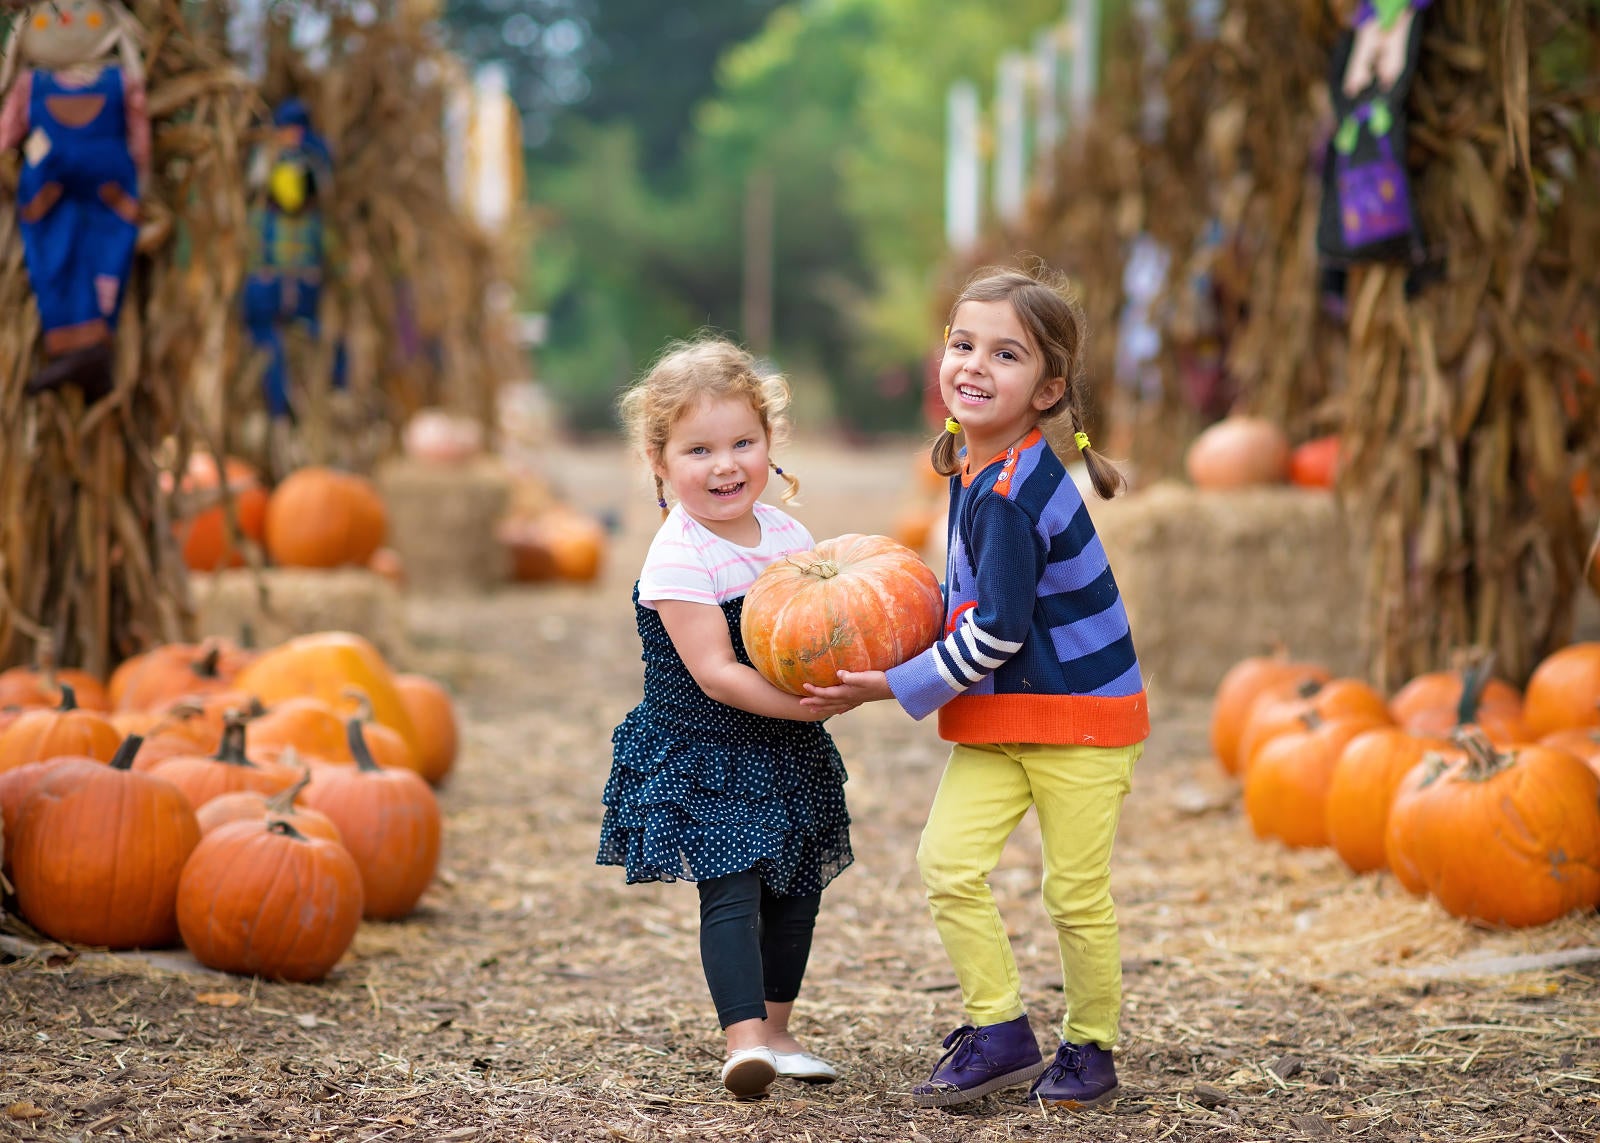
[617, 337, 800, 512]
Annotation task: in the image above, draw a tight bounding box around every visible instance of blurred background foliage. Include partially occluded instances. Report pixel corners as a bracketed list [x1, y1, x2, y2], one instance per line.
[442, 0, 1080, 434]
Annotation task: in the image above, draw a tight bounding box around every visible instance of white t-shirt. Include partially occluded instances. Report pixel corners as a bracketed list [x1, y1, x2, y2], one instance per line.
[637, 502, 815, 609]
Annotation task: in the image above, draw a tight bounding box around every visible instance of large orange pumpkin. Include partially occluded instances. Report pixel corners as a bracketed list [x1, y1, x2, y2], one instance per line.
[264, 467, 388, 569]
[1324, 728, 1453, 874]
[1522, 642, 1600, 738]
[1384, 730, 1600, 927]
[740, 534, 944, 695]
[0, 684, 122, 773]
[1210, 654, 1330, 777]
[1184, 417, 1291, 489]
[166, 453, 270, 572]
[12, 736, 200, 948]
[393, 674, 459, 785]
[300, 720, 441, 920]
[0, 754, 89, 870]
[1242, 711, 1390, 849]
[232, 632, 417, 755]
[177, 818, 364, 981]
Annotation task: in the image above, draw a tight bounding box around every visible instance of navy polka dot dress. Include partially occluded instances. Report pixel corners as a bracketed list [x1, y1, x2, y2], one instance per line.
[597, 586, 854, 896]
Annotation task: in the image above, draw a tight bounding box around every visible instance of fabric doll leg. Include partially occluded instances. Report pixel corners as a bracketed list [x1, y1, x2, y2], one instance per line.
[244, 276, 294, 419]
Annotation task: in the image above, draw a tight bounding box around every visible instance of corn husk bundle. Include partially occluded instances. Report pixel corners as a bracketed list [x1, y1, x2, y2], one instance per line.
[1341, 0, 1600, 688]
[254, 3, 523, 472]
[948, 0, 1345, 477]
[0, 0, 255, 675]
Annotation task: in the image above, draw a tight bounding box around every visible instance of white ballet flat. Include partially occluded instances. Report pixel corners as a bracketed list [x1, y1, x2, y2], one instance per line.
[772, 1049, 839, 1083]
[721, 1046, 777, 1098]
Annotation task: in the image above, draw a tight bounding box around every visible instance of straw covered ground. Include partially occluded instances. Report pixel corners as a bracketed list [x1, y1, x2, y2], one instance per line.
[3, 441, 1598, 1142]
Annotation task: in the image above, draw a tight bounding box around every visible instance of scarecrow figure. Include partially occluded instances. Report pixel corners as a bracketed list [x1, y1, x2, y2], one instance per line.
[1317, 0, 1430, 266]
[244, 98, 335, 421]
[0, 0, 148, 403]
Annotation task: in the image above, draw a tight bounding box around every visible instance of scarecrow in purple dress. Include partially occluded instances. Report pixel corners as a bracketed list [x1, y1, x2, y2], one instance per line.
[0, 0, 148, 403]
[1316, 0, 1430, 266]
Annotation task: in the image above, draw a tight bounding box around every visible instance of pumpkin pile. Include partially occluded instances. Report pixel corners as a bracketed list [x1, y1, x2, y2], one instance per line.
[1210, 645, 1600, 928]
[1184, 417, 1341, 492]
[0, 630, 460, 982]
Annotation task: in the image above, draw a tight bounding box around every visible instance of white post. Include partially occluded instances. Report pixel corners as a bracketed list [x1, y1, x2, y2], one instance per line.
[1068, 0, 1101, 126]
[1032, 27, 1061, 191]
[945, 81, 982, 252]
[471, 63, 513, 234]
[993, 51, 1028, 227]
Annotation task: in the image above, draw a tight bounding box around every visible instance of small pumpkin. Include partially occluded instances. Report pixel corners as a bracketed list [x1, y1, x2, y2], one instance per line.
[500, 507, 606, 584]
[1384, 729, 1600, 927]
[1522, 642, 1600, 738]
[176, 818, 364, 982]
[244, 696, 349, 762]
[740, 533, 944, 695]
[195, 763, 342, 843]
[166, 453, 270, 572]
[1242, 711, 1391, 849]
[1388, 655, 1526, 745]
[1210, 653, 1330, 777]
[0, 660, 110, 712]
[0, 684, 122, 773]
[232, 631, 418, 756]
[150, 714, 300, 810]
[1184, 416, 1291, 490]
[264, 466, 388, 569]
[12, 736, 201, 948]
[1288, 435, 1341, 489]
[1324, 728, 1454, 874]
[368, 546, 406, 588]
[300, 719, 441, 920]
[112, 639, 254, 713]
[1235, 676, 1392, 777]
[1538, 725, 1600, 777]
[393, 673, 459, 785]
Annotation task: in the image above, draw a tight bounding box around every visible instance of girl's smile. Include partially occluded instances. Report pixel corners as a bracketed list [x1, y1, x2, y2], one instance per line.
[653, 395, 771, 545]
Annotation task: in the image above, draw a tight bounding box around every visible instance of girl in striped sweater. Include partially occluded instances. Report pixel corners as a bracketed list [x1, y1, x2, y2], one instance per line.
[803, 266, 1149, 1111]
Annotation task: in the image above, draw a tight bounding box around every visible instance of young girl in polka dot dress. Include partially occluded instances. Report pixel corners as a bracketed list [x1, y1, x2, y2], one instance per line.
[597, 337, 859, 1100]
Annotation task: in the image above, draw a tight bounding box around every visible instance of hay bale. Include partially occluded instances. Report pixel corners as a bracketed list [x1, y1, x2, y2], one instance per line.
[374, 457, 513, 595]
[189, 568, 409, 664]
[1094, 481, 1366, 700]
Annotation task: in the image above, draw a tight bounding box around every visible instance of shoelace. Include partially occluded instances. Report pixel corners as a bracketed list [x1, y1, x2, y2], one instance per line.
[1037, 1044, 1086, 1085]
[930, 1025, 986, 1075]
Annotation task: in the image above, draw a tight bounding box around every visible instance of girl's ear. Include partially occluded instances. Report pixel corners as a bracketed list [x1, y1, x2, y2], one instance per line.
[1033, 376, 1067, 412]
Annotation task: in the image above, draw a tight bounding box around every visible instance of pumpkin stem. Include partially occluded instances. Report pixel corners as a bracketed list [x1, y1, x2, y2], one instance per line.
[266, 818, 309, 842]
[1448, 726, 1507, 781]
[110, 734, 145, 771]
[266, 766, 312, 814]
[341, 687, 376, 722]
[1298, 709, 1324, 732]
[346, 717, 384, 773]
[1454, 649, 1495, 726]
[1295, 678, 1324, 700]
[213, 712, 256, 767]
[194, 641, 223, 679]
[1414, 750, 1454, 789]
[785, 556, 840, 580]
[54, 682, 78, 711]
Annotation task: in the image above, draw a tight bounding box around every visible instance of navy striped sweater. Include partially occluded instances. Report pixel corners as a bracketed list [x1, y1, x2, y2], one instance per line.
[885, 429, 1150, 746]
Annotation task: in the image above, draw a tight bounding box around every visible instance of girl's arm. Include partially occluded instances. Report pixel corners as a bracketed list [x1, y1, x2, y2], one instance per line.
[657, 599, 858, 722]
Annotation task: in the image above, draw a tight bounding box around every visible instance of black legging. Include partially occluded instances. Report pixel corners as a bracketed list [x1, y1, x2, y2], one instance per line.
[697, 871, 822, 1029]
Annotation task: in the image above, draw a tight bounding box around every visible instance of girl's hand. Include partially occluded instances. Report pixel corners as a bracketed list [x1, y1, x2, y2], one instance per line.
[801, 670, 893, 709]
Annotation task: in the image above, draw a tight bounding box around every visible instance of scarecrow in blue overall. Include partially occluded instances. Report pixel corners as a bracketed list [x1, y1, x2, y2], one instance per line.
[244, 99, 337, 421]
[0, 0, 148, 404]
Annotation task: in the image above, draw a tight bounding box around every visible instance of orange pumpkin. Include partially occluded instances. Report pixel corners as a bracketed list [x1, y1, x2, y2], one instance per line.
[12, 736, 200, 948]
[0, 685, 122, 773]
[1384, 730, 1600, 926]
[393, 674, 459, 785]
[1184, 416, 1291, 489]
[112, 639, 254, 713]
[1236, 677, 1392, 777]
[1210, 654, 1331, 777]
[740, 534, 944, 695]
[1288, 435, 1341, 489]
[0, 662, 109, 711]
[500, 507, 606, 584]
[1538, 727, 1600, 777]
[264, 466, 388, 569]
[244, 696, 350, 761]
[1522, 642, 1600, 738]
[1324, 728, 1453, 874]
[232, 632, 417, 755]
[0, 754, 88, 870]
[1242, 711, 1390, 848]
[891, 504, 938, 554]
[150, 716, 300, 810]
[300, 720, 441, 920]
[177, 818, 364, 981]
[368, 546, 406, 588]
[166, 453, 270, 571]
[195, 767, 342, 843]
[1388, 661, 1526, 744]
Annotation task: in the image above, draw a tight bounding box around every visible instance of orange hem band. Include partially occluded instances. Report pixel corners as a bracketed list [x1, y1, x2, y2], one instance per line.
[937, 691, 1150, 747]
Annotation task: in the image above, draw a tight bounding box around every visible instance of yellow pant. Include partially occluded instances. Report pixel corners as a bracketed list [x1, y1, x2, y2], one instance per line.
[916, 740, 1141, 1048]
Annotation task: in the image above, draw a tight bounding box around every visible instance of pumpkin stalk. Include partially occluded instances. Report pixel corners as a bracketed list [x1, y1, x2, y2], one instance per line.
[194, 642, 224, 680]
[345, 719, 384, 773]
[213, 713, 257, 768]
[1448, 726, 1508, 781]
[342, 687, 376, 722]
[1454, 650, 1495, 726]
[265, 767, 313, 814]
[54, 682, 78, 712]
[266, 818, 310, 842]
[110, 734, 145, 771]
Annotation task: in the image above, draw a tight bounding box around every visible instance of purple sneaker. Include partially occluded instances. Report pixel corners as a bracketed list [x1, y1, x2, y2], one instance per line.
[1028, 1040, 1119, 1108]
[911, 1014, 1047, 1108]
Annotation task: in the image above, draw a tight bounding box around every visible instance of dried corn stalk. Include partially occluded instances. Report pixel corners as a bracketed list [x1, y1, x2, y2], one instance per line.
[0, 0, 254, 675]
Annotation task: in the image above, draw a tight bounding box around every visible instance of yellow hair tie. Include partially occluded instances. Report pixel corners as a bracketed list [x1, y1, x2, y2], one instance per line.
[1074, 431, 1091, 452]
[942, 325, 950, 342]
[945, 417, 962, 435]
